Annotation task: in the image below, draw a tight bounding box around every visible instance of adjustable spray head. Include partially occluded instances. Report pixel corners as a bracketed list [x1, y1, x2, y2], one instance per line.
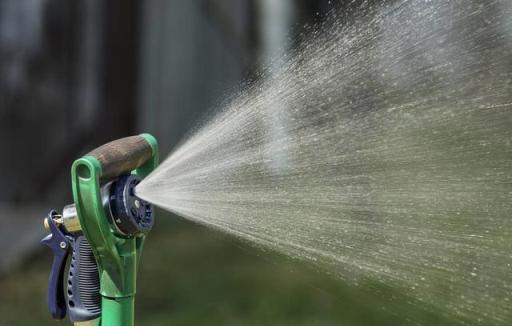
[41, 134, 159, 325]
[106, 174, 154, 236]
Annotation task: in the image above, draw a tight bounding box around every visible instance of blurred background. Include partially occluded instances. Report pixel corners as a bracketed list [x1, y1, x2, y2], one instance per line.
[0, 1, 454, 325]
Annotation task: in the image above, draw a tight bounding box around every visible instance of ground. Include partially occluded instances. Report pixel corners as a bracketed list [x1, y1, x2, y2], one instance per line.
[0, 211, 454, 326]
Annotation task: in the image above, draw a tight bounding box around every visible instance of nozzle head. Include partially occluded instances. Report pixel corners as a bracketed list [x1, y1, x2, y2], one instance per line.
[109, 174, 154, 236]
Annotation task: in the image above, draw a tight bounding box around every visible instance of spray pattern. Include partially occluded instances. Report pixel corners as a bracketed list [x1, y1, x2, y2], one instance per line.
[137, 1, 512, 324]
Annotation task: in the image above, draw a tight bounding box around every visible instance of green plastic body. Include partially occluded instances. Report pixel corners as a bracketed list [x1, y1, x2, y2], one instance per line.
[71, 134, 159, 326]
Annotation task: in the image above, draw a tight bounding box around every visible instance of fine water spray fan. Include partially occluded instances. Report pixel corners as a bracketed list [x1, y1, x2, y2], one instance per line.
[41, 134, 159, 326]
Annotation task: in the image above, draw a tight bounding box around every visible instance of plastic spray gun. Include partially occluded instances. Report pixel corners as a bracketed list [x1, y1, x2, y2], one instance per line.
[41, 134, 159, 326]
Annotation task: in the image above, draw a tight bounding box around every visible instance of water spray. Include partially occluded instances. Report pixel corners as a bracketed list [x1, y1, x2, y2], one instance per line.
[41, 134, 159, 326]
[134, 1, 512, 324]
[37, 1, 512, 324]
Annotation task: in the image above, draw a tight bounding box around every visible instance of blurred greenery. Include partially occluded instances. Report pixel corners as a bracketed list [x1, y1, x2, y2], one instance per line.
[0, 211, 456, 325]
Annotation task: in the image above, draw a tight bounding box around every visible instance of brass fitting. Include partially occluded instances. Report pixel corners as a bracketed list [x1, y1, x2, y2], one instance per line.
[43, 204, 82, 233]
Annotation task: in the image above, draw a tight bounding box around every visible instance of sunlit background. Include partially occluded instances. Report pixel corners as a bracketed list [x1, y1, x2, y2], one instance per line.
[0, 1, 505, 325]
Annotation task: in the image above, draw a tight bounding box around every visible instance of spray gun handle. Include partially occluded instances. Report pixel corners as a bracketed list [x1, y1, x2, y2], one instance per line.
[66, 235, 101, 322]
[87, 134, 154, 183]
[42, 210, 101, 323]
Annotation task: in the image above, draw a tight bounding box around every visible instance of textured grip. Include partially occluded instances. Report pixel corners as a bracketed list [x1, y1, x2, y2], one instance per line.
[87, 135, 152, 182]
[67, 235, 101, 322]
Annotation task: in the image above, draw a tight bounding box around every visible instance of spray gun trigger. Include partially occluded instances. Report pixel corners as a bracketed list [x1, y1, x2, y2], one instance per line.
[41, 210, 72, 320]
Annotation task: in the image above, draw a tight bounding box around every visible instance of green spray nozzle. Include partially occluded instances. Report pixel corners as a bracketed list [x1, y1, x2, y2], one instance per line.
[42, 134, 159, 326]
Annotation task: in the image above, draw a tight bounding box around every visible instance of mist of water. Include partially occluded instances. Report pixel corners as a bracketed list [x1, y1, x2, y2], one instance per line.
[136, 1, 512, 324]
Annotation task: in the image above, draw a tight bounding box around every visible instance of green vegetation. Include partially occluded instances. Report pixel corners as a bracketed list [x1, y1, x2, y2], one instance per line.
[1, 211, 455, 325]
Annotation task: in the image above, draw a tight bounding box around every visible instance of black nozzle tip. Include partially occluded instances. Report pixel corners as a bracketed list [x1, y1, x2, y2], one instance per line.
[109, 174, 154, 236]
